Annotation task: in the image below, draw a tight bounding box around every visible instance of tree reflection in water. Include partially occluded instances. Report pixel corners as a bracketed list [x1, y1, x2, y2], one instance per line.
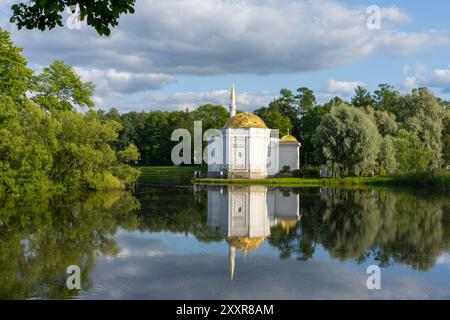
[0, 191, 140, 299]
[0, 185, 449, 298]
[268, 188, 450, 271]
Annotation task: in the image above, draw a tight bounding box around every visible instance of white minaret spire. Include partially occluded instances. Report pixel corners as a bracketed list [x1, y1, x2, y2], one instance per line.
[229, 245, 235, 280]
[230, 83, 236, 117]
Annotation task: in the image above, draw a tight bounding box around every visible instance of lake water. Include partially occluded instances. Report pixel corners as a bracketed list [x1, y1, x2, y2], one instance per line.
[1, 175, 449, 299]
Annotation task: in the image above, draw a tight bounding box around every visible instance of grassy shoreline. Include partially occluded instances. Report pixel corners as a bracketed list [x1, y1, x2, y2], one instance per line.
[133, 166, 449, 190]
[192, 171, 450, 190]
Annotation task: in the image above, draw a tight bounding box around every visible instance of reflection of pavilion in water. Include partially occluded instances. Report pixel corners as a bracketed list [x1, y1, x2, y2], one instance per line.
[207, 186, 300, 279]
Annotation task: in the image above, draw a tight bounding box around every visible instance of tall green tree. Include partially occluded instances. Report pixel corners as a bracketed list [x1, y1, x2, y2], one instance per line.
[441, 107, 450, 166]
[139, 111, 172, 165]
[373, 83, 400, 114]
[0, 28, 32, 102]
[398, 88, 444, 169]
[314, 104, 380, 177]
[377, 136, 397, 175]
[351, 86, 374, 108]
[0, 30, 140, 194]
[255, 108, 292, 136]
[32, 60, 95, 111]
[393, 130, 434, 173]
[192, 104, 229, 131]
[296, 87, 316, 112]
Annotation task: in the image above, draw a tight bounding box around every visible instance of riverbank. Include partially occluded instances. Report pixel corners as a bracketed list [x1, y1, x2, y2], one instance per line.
[138, 166, 207, 175]
[192, 170, 450, 190]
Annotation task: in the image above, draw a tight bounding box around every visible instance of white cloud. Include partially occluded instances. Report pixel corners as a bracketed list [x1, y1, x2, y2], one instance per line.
[402, 64, 450, 93]
[3, 0, 449, 76]
[2, 0, 449, 109]
[402, 76, 419, 90]
[74, 67, 175, 96]
[431, 68, 450, 89]
[380, 6, 412, 25]
[381, 30, 450, 56]
[323, 79, 365, 96]
[118, 89, 275, 112]
[402, 65, 410, 75]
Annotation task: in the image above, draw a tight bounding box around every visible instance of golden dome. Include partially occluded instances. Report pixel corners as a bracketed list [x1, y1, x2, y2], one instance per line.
[226, 236, 265, 252]
[279, 219, 298, 231]
[223, 112, 268, 129]
[280, 134, 298, 143]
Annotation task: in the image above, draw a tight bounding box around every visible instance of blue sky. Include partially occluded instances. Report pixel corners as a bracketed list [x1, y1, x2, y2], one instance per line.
[1, 0, 450, 111]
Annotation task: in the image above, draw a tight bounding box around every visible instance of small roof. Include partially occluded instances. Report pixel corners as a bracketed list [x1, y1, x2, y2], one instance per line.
[223, 112, 268, 129]
[227, 236, 265, 252]
[280, 134, 299, 143]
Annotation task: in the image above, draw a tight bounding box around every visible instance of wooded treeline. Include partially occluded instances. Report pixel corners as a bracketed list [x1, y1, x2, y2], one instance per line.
[0, 28, 140, 195]
[100, 85, 449, 176]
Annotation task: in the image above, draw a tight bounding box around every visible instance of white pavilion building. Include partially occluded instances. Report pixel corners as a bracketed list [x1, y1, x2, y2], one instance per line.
[207, 185, 301, 279]
[207, 84, 301, 179]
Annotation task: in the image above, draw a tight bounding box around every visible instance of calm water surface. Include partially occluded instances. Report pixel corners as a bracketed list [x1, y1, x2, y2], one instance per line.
[1, 174, 449, 299]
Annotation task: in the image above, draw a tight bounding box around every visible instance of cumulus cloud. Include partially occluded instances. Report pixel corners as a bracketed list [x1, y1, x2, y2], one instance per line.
[2, 0, 449, 76]
[380, 30, 450, 56]
[74, 67, 175, 96]
[1, 0, 449, 109]
[323, 79, 365, 96]
[380, 6, 412, 25]
[118, 89, 276, 112]
[402, 64, 450, 93]
[314, 79, 365, 103]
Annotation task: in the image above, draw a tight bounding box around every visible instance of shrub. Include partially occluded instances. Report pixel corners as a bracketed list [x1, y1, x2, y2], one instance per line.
[292, 166, 320, 178]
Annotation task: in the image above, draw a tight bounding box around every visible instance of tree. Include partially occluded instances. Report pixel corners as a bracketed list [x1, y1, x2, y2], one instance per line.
[297, 104, 331, 165]
[255, 108, 292, 136]
[0, 95, 57, 193]
[377, 136, 396, 175]
[365, 107, 398, 137]
[441, 108, 450, 166]
[139, 111, 172, 165]
[0, 28, 32, 102]
[32, 60, 95, 111]
[192, 104, 229, 131]
[398, 88, 444, 169]
[351, 86, 374, 108]
[0, 30, 140, 194]
[314, 104, 380, 177]
[117, 144, 140, 164]
[295, 87, 316, 112]
[373, 83, 400, 114]
[268, 89, 301, 121]
[393, 130, 433, 173]
[10, 0, 136, 36]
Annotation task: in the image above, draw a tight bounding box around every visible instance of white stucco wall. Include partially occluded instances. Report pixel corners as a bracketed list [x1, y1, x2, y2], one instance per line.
[279, 143, 299, 172]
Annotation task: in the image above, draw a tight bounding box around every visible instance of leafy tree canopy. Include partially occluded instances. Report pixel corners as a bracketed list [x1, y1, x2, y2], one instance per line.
[10, 0, 136, 36]
[0, 28, 32, 101]
[314, 103, 380, 177]
[31, 60, 95, 111]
